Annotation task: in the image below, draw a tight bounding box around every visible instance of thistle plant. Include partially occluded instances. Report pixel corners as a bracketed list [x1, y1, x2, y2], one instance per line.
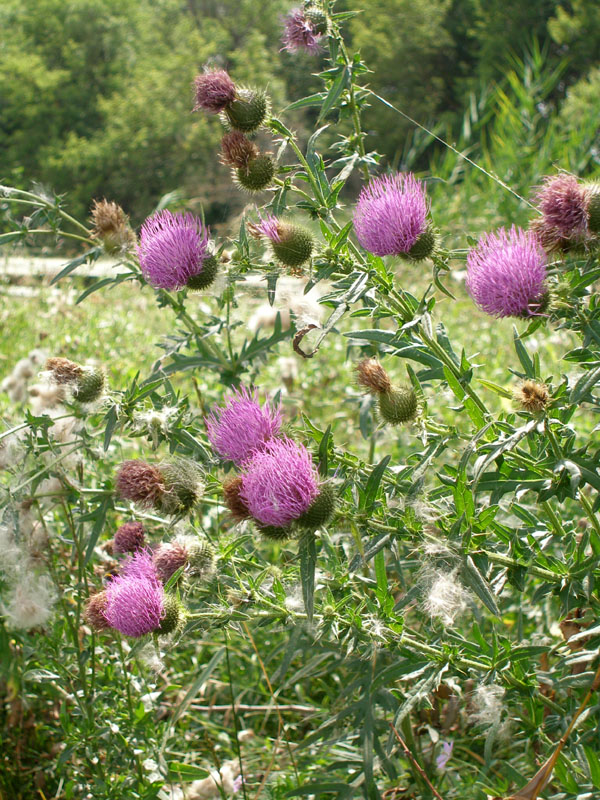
[2, 2, 600, 799]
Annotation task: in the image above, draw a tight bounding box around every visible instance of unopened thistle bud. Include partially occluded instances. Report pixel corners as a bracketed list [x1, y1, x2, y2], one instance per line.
[186, 538, 215, 577]
[223, 88, 269, 133]
[223, 476, 252, 522]
[90, 199, 135, 254]
[356, 358, 417, 424]
[84, 591, 110, 631]
[235, 154, 276, 193]
[248, 213, 313, 270]
[296, 483, 336, 530]
[157, 593, 186, 635]
[113, 521, 145, 554]
[514, 380, 549, 413]
[45, 357, 105, 403]
[115, 458, 204, 517]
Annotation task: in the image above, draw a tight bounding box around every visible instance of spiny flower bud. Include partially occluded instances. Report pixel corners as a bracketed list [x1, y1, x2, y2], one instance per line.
[514, 380, 549, 413]
[193, 68, 236, 113]
[84, 591, 110, 631]
[235, 154, 276, 193]
[305, 5, 328, 34]
[399, 225, 437, 261]
[72, 366, 105, 403]
[157, 594, 186, 635]
[113, 521, 145, 554]
[223, 88, 269, 133]
[187, 539, 215, 576]
[220, 131, 258, 169]
[223, 476, 252, 522]
[158, 458, 205, 516]
[296, 483, 336, 530]
[378, 386, 418, 425]
[45, 358, 105, 403]
[248, 213, 313, 270]
[356, 358, 392, 394]
[90, 199, 135, 254]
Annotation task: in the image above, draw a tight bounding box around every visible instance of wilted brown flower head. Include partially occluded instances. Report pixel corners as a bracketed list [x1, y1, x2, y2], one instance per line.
[220, 131, 258, 169]
[115, 460, 165, 507]
[84, 591, 110, 631]
[223, 476, 251, 522]
[113, 521, 145, 554]
[45, 357, 83, 384]
[514, 380, 549, 413]
[91, 199, 128, 236]
[153, 541, 189, 583]
[356, 358, 392, 395]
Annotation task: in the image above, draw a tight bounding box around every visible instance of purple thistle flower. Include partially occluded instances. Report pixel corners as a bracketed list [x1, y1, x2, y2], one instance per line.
[240, 437, 319, 527]
[466, 226, 548, 318]
[353, 172, 429, 256]
[248, 212, 282, 243]
[104, 551, 164, 637]
[535, 174, 588, 238]
[282, 8, 323, 54]
[206, 386, 282, 465]
[193, 69, 236, 113]
[138, 211, 212, 291]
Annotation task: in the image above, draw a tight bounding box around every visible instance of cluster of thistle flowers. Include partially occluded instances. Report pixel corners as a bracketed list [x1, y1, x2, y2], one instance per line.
[85, 519, 214, 641]
[464, 174, 600, 319]
[206, 386, 336, 540]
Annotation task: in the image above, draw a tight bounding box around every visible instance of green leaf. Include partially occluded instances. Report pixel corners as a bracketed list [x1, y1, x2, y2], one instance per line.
[363, 456, 391, 509]
[50, 246, 102, 284]
[299, 531, 317, 622]
[513, 327, 535, 377]
[462, 556, 500, 616]
[318, 67, 350, 122]
[167, 763, 210, 782]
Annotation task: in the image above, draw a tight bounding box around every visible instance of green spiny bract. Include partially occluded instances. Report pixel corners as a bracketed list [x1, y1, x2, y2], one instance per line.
[235, 154, 275, 192]
[224, 89, 268, 133]
[186, 255, 218, 291]
[73, 367, 105, 403]
[296, 483, 336, 530]
[586, 184, 600, 234]
[186, 539, 215, 577]
[272, 225, 314, 269]
[256, 523, 294, 541]
[158, 458, 205, 516]
[305, 5, 328, 34]
[378, 386, 418, 425]
[157, 594, 186, 635]
[401, 225, 437, 261]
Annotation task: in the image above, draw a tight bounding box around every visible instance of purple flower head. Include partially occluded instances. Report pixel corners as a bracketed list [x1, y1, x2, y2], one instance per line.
[282, 8, 323, 54]
[248, 212, 282, 243]
[206, 386, 282, 465]
[240, 437, 319, 527]
[353, 172, 429, 256]
[138, 211, 212, 290]
[104, 551, 164, 637]
[535, 174, 588, 238]
[193, 69, 236, 113]
[436, 741, 453, 771]
[113, 521, 145, 554]
[466, 226, 548, 318]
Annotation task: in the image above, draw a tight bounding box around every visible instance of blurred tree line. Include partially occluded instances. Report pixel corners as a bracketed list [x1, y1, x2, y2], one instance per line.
[1, 0, 598, 225]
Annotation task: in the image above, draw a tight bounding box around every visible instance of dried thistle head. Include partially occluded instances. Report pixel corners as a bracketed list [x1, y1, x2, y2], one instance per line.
[220, 131, 258, 169]
[223, 476, 252, 522]
[84, 591, 110, 631]
[45, 357, 83, 384]
[514, 380, 549, 413]
[355, 357, 392, 395]
[91, 199, 128, 235]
